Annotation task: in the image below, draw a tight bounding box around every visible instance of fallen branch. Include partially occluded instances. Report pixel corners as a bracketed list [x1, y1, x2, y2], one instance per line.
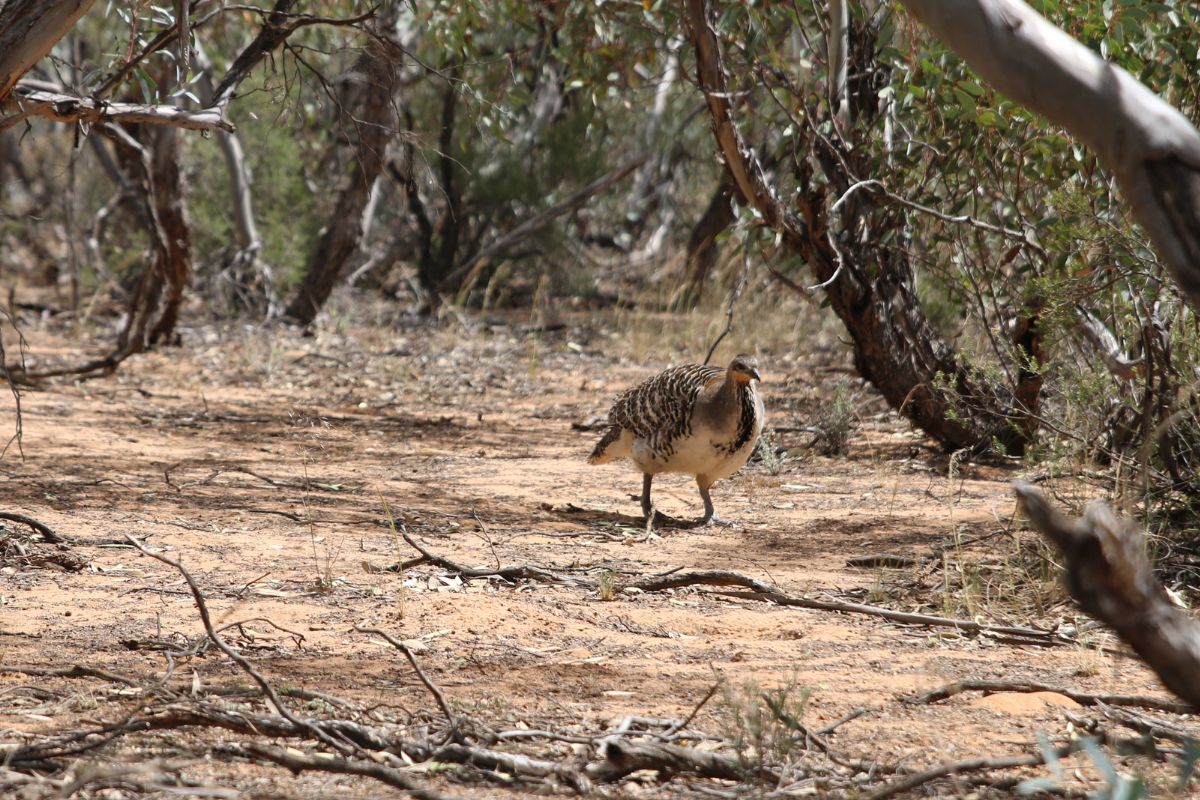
[0, 511, 68, 544]
[239, 743, 457, 800]
[123, 534, 361, 756]
[398, 537, 1075, 646]
[356, 625, 458, 738]
[864, 742, 1073, 800]
[3, 759, 230, 799]
[136, 702, 399, 751]
[1015, 483, 1200, 710]
[398, 529, 590, 586]
[904, 679, 1193, 714]
[623, 570, 1074, 646]
[0, 664, 138, 687]
[585, 736, 772, 783]
[433, 743, 587, 790]
[1092, 701, 1200, 747]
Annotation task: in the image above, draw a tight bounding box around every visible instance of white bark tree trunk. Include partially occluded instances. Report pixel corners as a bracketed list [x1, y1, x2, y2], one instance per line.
[897, 0, 1200, 308]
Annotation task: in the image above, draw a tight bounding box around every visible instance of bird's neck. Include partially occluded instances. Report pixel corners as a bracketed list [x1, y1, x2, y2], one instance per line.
[711, 373, 747, 413]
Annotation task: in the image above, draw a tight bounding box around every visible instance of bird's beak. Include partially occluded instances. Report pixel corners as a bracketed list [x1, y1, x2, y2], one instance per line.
[748, 367, 762, 382]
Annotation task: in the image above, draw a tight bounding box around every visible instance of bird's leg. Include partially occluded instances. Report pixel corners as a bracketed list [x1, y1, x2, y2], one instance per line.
[697, 479, 731, 526]
[641, 473, 654, 519]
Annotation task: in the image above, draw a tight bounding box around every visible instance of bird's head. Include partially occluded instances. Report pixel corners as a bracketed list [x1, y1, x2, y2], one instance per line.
[728, 354, 761, 384]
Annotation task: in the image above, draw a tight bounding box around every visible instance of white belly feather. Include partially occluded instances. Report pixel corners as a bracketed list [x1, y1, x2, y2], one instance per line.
[631, 394, 763, 481]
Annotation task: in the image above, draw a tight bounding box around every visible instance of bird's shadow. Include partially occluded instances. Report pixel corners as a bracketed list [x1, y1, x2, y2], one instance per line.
[544, 503, 705, 531]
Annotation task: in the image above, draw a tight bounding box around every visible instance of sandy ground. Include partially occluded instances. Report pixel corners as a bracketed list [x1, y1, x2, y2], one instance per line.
[1, 309, 1195, 798]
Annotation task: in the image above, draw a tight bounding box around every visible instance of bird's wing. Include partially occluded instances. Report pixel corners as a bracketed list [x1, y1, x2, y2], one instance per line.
[608, 364, 723, 458]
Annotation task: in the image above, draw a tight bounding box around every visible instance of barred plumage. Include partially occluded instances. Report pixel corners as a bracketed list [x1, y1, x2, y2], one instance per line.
[588, 354, 765, 525]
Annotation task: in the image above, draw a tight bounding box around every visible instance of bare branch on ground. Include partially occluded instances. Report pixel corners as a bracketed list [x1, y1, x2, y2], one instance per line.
[864, 747, 1069, 800]
[395, 534, 1077, 646]
[0, 664, 139, 687]
[355, 625, 459, 738]
[904, 679, 1193, 714]
[1091, 701, 1200, 746]
[0, 511, 68, 544]
[122, 533, 361, 755]
[238, 743, 459, 800]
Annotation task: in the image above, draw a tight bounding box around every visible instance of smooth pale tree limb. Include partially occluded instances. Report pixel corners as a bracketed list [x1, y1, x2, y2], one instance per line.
[897, 0, 1200, 308]
[1075, 305, 1143, 380]
[192, 38, 276, 310]
[0, 87, 234, 133]
[1014, 483, 1200, 710]
[827, 0, 849, 126]
[0, 0, 95, 102]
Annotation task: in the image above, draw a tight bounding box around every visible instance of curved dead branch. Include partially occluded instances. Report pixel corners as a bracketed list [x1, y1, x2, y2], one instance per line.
[1014, 482, 1200, 710]
[396, 534, 1075, 646]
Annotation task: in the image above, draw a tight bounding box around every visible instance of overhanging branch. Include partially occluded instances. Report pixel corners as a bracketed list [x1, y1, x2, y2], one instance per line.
[0, 86, 233, 133]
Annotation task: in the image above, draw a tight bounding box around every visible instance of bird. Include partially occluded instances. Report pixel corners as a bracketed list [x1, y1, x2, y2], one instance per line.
[587, 353, 764, 525]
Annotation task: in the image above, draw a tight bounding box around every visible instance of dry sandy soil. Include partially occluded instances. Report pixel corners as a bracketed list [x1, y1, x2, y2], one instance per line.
[1, 305, 1196, 798]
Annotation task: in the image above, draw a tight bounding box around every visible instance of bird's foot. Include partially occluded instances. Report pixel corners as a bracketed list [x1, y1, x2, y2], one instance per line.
[698, 514, 737, 528]
[642, 510, 688, 531]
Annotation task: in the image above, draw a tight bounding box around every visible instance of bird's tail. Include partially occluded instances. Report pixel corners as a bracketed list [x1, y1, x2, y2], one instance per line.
[588, 426, 623, 464]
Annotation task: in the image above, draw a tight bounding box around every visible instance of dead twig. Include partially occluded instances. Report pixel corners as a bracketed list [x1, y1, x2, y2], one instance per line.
[661, 682, 720, 739]
[816, 707, 866, 736]
[904, 679, 1193, 715]
[398, 528, 588, 586]
[122, 534, 359, 756]
[355, 625, 458, 740]
[703, 242, 751, 365]
[215, 617, 307, 649]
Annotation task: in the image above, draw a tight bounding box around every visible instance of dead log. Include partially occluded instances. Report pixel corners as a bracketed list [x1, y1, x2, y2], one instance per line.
[1014, 482, 1200, 710]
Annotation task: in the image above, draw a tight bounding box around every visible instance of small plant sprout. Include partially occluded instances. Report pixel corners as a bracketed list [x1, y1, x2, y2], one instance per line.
[756, 426, 787, 475]
[597, 569, 616, 601]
